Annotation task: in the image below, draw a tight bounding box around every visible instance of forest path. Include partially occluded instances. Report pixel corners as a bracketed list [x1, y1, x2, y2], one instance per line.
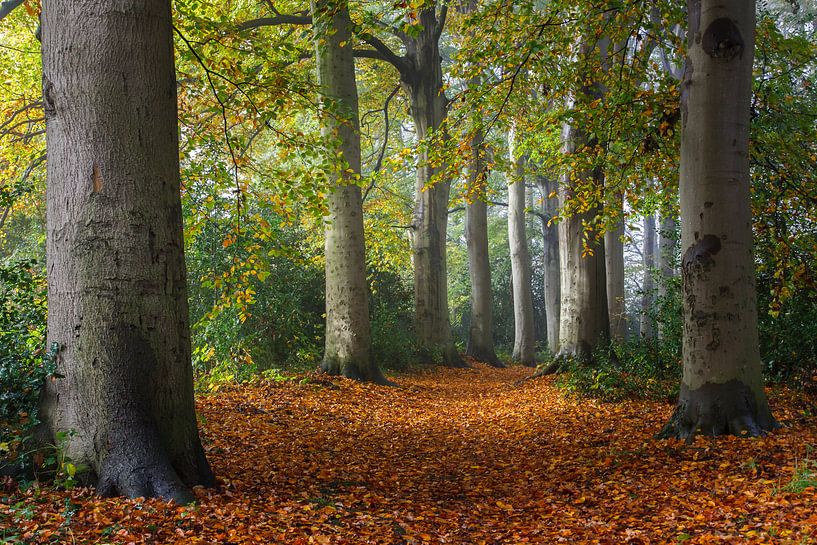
[6, 365, 817, 543]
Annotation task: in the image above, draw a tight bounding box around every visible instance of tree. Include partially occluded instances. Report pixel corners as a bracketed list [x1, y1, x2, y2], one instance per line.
[604, 195, 626, 343]
[38, 0, 213, 502]
[660, 0, 776, 439]
[640, 212, 656, 339]
[312, 0, 388, 383]
[464, 123, 502, 367]
[536, 174, 560, 353]
[556, 32, 610, 360]
[507, 128, 536, 366]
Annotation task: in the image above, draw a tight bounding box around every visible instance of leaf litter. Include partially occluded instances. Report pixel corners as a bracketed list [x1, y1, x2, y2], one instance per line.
[2, 364, 817, 544]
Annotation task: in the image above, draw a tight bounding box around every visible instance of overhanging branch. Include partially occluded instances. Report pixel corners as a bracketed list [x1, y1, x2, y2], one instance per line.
[0, 0, 24, 22]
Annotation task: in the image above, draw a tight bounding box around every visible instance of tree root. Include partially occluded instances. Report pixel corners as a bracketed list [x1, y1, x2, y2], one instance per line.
[658, 380, 778, 442]
[514, 360, 563, 385]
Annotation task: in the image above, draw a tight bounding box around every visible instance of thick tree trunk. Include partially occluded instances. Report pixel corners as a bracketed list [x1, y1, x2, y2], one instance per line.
[605, 194, 626, 343]
[465, 128, 502, 367]
[401, 9, 463, 367]
[536, 175, 560, 353]
[660, 0, 776, 439]
[313, 0, 386, 384]
[640, 213, 657, 339]
[39, 0, 213, 502]
[557, 122, 610, 361]
[507, 130, 535, 366]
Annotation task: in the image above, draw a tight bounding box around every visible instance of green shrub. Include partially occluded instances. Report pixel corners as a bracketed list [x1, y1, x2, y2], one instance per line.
[0, 258, 53, 468]
[558, 339, 681, 403]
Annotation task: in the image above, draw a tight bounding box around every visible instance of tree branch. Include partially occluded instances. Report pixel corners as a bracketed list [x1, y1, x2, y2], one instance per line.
[0, 0, 23, 22]
[359, 33, 408, 74]
[363, 85, 401, 202]
[353, 49, 387, 61]
[237, 14, 312, 31]
[435, 2, 448, 39]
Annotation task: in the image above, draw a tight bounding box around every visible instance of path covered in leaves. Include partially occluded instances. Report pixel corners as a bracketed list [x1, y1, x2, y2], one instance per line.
[3, 365, 817, 544]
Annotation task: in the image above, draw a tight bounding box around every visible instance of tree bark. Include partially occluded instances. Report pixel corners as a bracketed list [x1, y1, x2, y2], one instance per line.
[660, 0, 776, 439]
[536, 175, 560, 353]
[605, 194, 626, 343]
[657, 214, 677, 339]
[464, 125, 502, 367]
[39, 0, 213, 502]
[312, 0, 387, 384]
[507, 129, 535, 366]
[640, 213, 657, 339]
[400, 7, 463, 367]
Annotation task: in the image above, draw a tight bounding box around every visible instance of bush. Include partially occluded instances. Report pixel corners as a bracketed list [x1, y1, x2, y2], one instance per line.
[558, 339, 682, 403]
[0, 258, 53, 466]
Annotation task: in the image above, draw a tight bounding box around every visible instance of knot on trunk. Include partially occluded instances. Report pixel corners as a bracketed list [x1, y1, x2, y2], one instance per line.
[702, 18, 744, 61]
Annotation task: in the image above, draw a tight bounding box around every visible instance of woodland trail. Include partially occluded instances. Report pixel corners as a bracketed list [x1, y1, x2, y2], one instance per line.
[3, 365, 817, 544]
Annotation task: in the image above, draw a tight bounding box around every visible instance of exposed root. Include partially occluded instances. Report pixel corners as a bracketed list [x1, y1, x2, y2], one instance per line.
[514, 360, 563, 385]
[658, 380, 779, 442]
[96, 425, 196, 504]
[322, 360, 398, 387]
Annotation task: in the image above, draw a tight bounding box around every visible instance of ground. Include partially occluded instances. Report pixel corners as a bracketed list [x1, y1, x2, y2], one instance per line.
[2, 364, 817, 544]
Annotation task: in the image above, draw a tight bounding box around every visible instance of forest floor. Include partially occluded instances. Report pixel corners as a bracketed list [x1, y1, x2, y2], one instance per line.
[2, 364, 817, 544]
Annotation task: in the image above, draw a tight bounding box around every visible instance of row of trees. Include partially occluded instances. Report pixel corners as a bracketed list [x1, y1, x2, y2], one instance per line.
[1, 0, 815, 502]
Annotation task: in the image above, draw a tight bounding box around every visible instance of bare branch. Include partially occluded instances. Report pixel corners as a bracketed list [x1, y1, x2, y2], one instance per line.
[435, 2, 448, 38]
[359, 33, 408, 74]
[0, 0, 24, 22]
[353, 49, 387, 61]
[237, 13, 311, 31]
[363, 85, 401, 202]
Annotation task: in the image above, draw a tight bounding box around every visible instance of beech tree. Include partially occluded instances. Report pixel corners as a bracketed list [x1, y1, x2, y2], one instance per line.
[660, 0, 776, 438]
[536, 175, 560, 352]
[312, 0, 387, 383]
[39, 0, 213, 501]
[556, 34, 610, 360]
[604, 197, 626, 343]
[640, 213, 656, 339]
[464, 125, 502, 367]
[508, 129, 535, 366]
[354, 3, 463, 365]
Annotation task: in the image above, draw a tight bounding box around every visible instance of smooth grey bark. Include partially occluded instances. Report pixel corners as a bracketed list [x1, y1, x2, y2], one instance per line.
[39, 0, 213, 502]
[464, 127, 502, 367]
[640, 213, 657, 339]
[399, 7, 463, 366]
[657, 214, 677, 339]
[557, 37, 610, 361]
[557, 131, 610, 360]
[312, 0, 387, 384]
[605, 195, 626, 343]
[507, 129, 535, 366]
[660, 0, 776, 439]
[536, 175, 560, 353]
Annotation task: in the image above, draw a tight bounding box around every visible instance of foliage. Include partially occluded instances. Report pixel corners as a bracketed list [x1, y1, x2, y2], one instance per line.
[780, 447, 817, 494]
[3, 367, 817, 543]
[0, 259, 49, 435]
[558, 338, 682, 403]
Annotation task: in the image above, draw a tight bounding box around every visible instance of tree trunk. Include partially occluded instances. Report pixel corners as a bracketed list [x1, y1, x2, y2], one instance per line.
[657, 214, 677, 339]
[465, 126, 502, 367]
[640, 213, 656, 339]
[39, 0, 213, 503]
[401, 8, 463, 367]
[312, 0, 387, 384]
[605, 194, 626, 343]
[536, 175, 560, 353]
[557, 122, 610, 361]
[507, 129, 535, 366]
[660, 0, 776, 439]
